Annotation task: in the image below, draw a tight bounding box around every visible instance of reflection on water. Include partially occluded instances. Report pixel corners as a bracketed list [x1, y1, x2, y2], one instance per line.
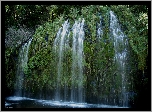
[5, 96, 128, 108]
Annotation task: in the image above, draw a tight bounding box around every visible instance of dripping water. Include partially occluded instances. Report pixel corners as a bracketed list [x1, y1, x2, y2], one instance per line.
[15, 38, 32, 97]
[53, 18, 85, 103]
[110, 11, 129, 107]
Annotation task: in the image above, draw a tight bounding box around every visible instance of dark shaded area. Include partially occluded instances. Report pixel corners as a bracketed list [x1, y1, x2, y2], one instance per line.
[5, 5, 50, 31]
[132, 56, 151, 110]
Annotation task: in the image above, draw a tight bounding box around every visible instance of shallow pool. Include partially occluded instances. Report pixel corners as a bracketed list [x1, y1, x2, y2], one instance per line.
[5, 96, 128, 108]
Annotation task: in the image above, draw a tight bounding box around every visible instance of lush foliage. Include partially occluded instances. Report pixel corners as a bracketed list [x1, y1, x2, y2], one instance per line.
[5, 5, 50, 30]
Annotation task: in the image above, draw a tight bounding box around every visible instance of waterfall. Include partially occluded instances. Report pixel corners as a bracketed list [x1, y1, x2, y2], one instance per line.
[97, 15, 103, 39]
[71, 18, 85, 103]
[53, 18, 85, 103]
[54, 20, 70, 101]
[110, 11, 129, 107]
[15, 38, 32, 97]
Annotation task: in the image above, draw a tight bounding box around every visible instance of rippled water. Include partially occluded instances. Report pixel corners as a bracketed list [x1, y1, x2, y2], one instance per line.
[5, 96, 128, 108]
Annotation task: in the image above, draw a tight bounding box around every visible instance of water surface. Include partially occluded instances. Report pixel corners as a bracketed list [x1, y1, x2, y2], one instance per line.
[5, 96, 128, 108]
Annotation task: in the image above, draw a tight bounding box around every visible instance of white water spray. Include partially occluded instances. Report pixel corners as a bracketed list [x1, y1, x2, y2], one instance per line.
[71, 18, 85, 102]
[53, 19, 85, 103]
[110, 11, 129, 107]
[15, 38, 32, 96]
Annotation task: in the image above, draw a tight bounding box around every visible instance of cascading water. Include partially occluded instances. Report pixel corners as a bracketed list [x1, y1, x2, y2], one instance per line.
[6, 10, 134, 109]
[109, 11, 129, 107]
[15, 38, 32, 97]
[71, 18, 85, 103]
[53, 20, 70, 101]
[53, 18, 85, 103]
[97, 15, 103, 39]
